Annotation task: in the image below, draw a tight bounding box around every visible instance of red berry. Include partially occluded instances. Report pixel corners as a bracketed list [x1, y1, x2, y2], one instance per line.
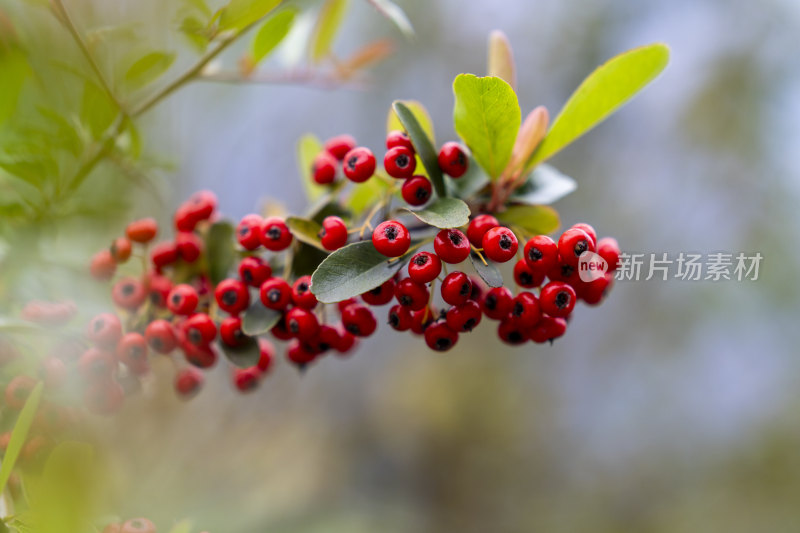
[271, 316, 294, 341]
[182, 341, 218, 369]
[176, 232, 203, 262]
[557, 228, 595, 267]
[259, 217, 293, 251]
[257, 339, 275, 372]
[372, 220, 410, 257]
[394, 278, 429, 311]
[597, 237, 621, 271]
[312, 151, 338, 184]
[182, 313, 217, 346]
[147, 272, 172, 307]
[185, 190, 217, 221]
[482, 226, 518, 263]
[446, 300, 482, 332]
[401, 175, 432, 206]
[167, 284, 199, 315]
[497, 318, 528, 345]
[524, 235, 559, 274]
[529, 316, 567, 344]
[238, 256, 271, 286]
[410, 307, 435, 335]
[286, 307, 320, 340]
[386, 130, 414, 152]
[220, 316, 247, 347]
[408, 251, 442, 284]
[87, 313, 122, 348]
[513, 259, 545, 288]
[481, 287, 513, 320]
[175, 367, 204, 398]
[539, 281, 576, 318]
[571, 223, 597, 248]
[236, 214, 264, 250]
[440, 271, 472, 306]
[125, 218, 157, 243]
[334, 326, 357, 354]
[312, 324, 340, 353]
[466, 214, 499, 247]
[84, 380, 124, 416]
[509, 291, 542, 328]
[324, 134, 357, 160]
[292, 275, 318, 309]
[388, 304, 413, 331]
[319, 216, 348, 251]
[89, 249, 116, 281]
[78, 348, 116, 380]
[384, 145, 416, 178]
[361, 278, 396, 306]
[110, 237, 132, 263]
[578, 272, 613, 305]
[145, 319, 177, 354]
[342, 147, 376, 183]
[341, 304, 377, 337]
[286, 339, 317, 367]
[39, 357, 67, 389]
[174, 203, 200, 232]
[151, 241, 179, 270]
[260, 278, 292, 310]
[233, 367, 261, 392]
[215, 278, 250, 315]
[337, 298, 359, 313]
[121, 518, 157, 533]
[547, 260, 580, 286]
[5, 376, 37, 410]
[424, 321, 458, 351]
[437, 142, 468, 178]
[116, 333, 149, 375]
[434, 228, 470, 264]
[112, 277, 147, 311]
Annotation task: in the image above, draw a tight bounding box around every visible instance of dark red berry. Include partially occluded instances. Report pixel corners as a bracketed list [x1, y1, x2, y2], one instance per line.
[424, 321, 458, 351]
[89, 250, 116, 281]
[147, 272, 172, 307]
[125, 218, 158, 243]
[394, 278, 429, 311]
[571, 223, 597, 248]
[481, 287, 513, 320]
[529, 316, 567, 344]
[312, 151, 338, 184]
[292, 275, 318, 309]
[440, 271, 472, 306]
[145, 319, 177, 354]
[238, 256, 271, 287]
[437, 141, 468, 178]
[220, 316, 247, 347]
[334, 326, 357, 354]
[233, 367, 261, 392]
[388, 304, 413, 331]
[410, 307, 435, 335]
[286, 307, 320, 340]
[408, 251, 442, 284]
[482, 226, 518, 263]
[597, 237, 620, 271]
[237, 214, 264, 250]
[524, 235, 559, 274]
[513, 259, 545, 288]
[384, 146, 416, 179]
[112, 277, 147, 311]
[312, 324, 340, 354]
[372, 220, 410, 257]
[151, 241, 179, 270]
[386, 130, 414, 152]
[116, 333, 149, 375]
[558, 228, 595, 267]
[87, 313, 122, 348]
[539, 281, 576, 318]
[434, 228, 470, 264]
[446, 300, 482, 332]
[260, 217, 293, 251]
[361, 278, 396, 306]
[578, 272, 613, 305]
[176, 232, 203, 262]
[286, 339, 317, 367]
[337, 298, 359, 313]
[509, 291, 542, 328]
[215, 278, 250, 315]
[182, 342, 218, 368]
[466, 214, 499, 248]
[343, 147, 376, 183]
[271, 316, 294, 341]
[319, 216, 348, 251]
[401, 175, 432, 206]
[341, 304, 377, 337]
[167, 284, 199, 315]
[175, 367, 203, 398]
[182, 313, 217, 346]
[497, 318, 528, 345]
[110, 237, 132, 263]
[260, 278, 292, 310]
[324, 134, 357, 160]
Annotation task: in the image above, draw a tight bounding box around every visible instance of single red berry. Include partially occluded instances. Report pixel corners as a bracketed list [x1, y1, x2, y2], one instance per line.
[109, 237, 132, 263]
[260, 217, 293, 251]
[167, 284, 199, 315]
[125, 218, 158, 243]
[597, 237, 621, 271]
[5, 376, 37, 410]
[401, 175, 432, 206]
[121, 518, 157, 533]
[215, 278, 250, 315]
[174, 203, 201, 232]
[233, 367, 261, 393]
[557, 228, 595, 267]
[571, 223, 597, 248]
[78, 348, 116, 380]
[372, 220, 411, 257]
[437, 142, 468, 178]
[312, 151, 338, 184]
[324, 134, 357, 160]
[257, 339, 275, 372]
[467, 214, 499, 248]
[238, 256, 272, 286]
[384, 146, 416, 179]
[87, 313, 123, 348]
[441, 271, 472, 306]
[151, 241, 179, 270]
[497, 318, 528, 345]
[116, 333, 149, 375]
[292, 275, 318, 309]
[182, 341, 218, 369]
[410, 307, 435, 335]
[185, 190, 217, 221]
[175, 367, 204, 398]
[319, 216, 348, 251]
[145, 319, 177, 354]
[286, 339, 317, 368]
[112, 277, 147, 311]
[578, 272, 613, 305]
[220, 316, 247, 347]
[547, 260, 579, 286]
[394, 278, 429, 311]
[539, 281, 577, 318]
[408, 251, 442, 284]
[342, 146, 376, 182]
[529, 316, 568, 344]
[286, 307, 320, 340]
[446, 300, 482, 332]
[434, 228, 470, 264]
[524, 235, 559, 274]
[182, 313, 217, 346]
[312, 324, 340, 354]
[388, 304, 413, 331]
[89, 249, 116, 281]
[176, 231, 203, 262]
[237, 214, 264, 250]
[386, 130, 414, 151]
[481, 287, 513, 320]
[334, 325, 357, 354]
[509, 291, 542, 328]
[84, 380, 124, 416]
[424, 321, 458, 352]
[482, 226, 518, 263]
[337, 298, 359, 313]
[341, 304, 377, 337]
[260, 278, 292, 310]
[271, 316, 294, 341]
[361, 278, 396, 306]
[147, 272, 172, 307]
[513, 259, 545, 288]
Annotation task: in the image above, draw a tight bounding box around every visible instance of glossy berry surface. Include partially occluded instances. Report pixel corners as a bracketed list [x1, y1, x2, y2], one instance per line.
[482, 226, 518, 263]
[401, 175, 432, 206]
[260, 217, 293, 251]
[440, 271, 472, 306]
[167, 284, 199, 316]
[372, 221, 411, 257]
[434, 229, 470, 264]
[342, 147, 376, 183]
[408, 251, 442, 284]
[384, 145, 416, 179]
[539, 281, 577, 318]
[215, 278, 250, 315]
[319, 216, 348, 251]
[437, 141, 468, 178]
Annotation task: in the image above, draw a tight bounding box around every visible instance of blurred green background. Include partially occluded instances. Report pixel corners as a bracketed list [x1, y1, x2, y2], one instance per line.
[2, 0, 800, 531]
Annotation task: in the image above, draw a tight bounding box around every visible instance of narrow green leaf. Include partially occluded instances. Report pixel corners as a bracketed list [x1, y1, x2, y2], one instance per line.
[252, 9, 297, 64]
[392, 101, 446, 197]
[297, 133, 326, 202]
[310, 0, 349, 63]
[286, 216, 325, 251]
[219, 335, 261, 367]
[402, 197, 470, 229]
[453, 74, 520, 180]
[487, 30, 515, 90]
[386, 100, 434, 143]
[218, 0, 282, 32]
[80, 80, 117, 139]
[528, 43, 670, 168]
[123, 51, 176, 90]
[205, 221, 235, 284]
[470, 252, 503, 288]
[510, 164, 577, 205]
[367, 0, 414, 38]
[241, 298, 281, 336]
[0, 382, 43, 496]
[496, 205, 560, 236]
[311, 240, 404, 303]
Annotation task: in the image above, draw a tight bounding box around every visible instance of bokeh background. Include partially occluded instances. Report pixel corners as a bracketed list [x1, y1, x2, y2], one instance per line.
[2, 0, 800, 531]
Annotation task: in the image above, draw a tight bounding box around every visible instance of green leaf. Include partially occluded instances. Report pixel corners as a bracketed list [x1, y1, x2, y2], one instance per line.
[452, 74, 520, 180]
[205, 221, 235, 284]
[218, 0, 282, 32]
[367, 0, 414, 38]
[392, 101, 446, 197]
[0, 47, 31, 126]
[252, 9, 297, 64]
[470, 252, 503, 288]
[510, 164, 577, 205]
[310, 0, 349, 63]
[402, 197, 470, 229]
[291, 242, 329, 278]
[0, 382, 43, 496]
[80, 80, 117, 139]
[219, 334, 261, 368]
[123, 51, 176, 90]
[496, 205, 560, 236]
[386, 100, 434, 142]
[528, 43, 670, 168]
[286, 216, 325, 251]
[311, 240, 404, 303]
[487, 30, 515, 90]
[241, 298, 282, 336]
[296, 133, 326, 202]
